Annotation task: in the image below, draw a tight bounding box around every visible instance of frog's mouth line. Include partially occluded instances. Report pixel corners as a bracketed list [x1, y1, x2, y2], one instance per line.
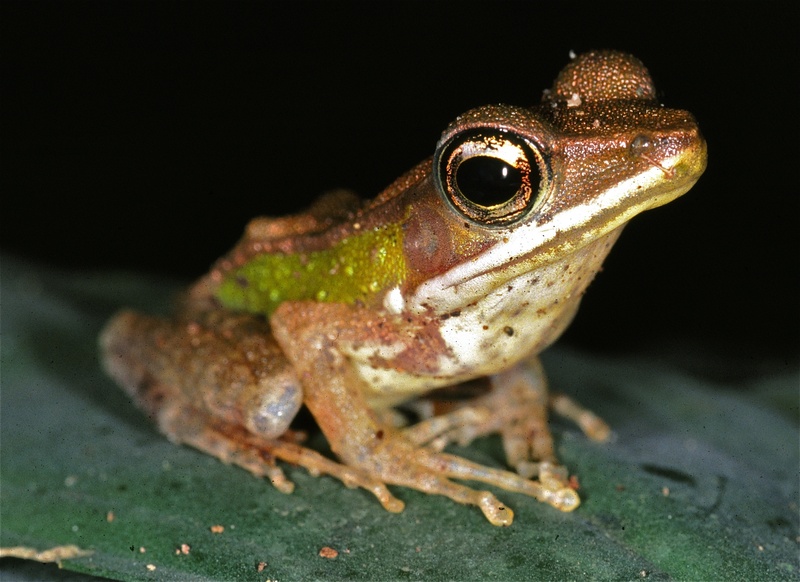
[409, 150, 703, 314]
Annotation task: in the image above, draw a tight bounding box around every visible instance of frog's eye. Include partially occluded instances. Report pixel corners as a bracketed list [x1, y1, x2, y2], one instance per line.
[435, 129, 547, 225]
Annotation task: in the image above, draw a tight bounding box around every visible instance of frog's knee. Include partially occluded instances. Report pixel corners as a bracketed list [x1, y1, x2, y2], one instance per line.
[245, 374, 303, 438]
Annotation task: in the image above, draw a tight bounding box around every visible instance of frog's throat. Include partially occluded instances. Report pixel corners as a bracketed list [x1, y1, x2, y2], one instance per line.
[410, 151, 701, 315]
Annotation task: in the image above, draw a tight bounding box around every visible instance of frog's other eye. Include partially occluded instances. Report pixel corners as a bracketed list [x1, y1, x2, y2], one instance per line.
[435, 129, 547, 225]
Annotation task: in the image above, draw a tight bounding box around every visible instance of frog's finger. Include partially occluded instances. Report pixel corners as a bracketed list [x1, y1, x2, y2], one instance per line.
[550, 393, 612, 442]
[402, 407, 488, 446]
[377, 458, 515, 526]
[418, 450, 580, 513]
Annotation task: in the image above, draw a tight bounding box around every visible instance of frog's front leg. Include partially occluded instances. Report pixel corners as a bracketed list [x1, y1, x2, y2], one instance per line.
[404, 359, 610, 481]
[270, 301, 579, 525]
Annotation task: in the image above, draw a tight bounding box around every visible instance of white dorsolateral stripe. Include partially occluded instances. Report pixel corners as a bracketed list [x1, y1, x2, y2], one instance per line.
[409, 156, 689, 315]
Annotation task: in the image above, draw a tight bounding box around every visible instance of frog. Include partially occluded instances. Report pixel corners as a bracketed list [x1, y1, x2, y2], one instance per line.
[100, 50, 706, 526]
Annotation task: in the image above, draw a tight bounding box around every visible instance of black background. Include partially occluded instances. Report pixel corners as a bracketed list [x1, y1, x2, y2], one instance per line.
[2, 2, 798, 369]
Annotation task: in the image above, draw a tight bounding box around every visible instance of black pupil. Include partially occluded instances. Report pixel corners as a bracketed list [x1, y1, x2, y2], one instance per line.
[455, 156, 522, 207]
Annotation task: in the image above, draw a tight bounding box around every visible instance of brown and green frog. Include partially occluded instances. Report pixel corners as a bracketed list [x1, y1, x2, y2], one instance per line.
[101, 50, 706, 525]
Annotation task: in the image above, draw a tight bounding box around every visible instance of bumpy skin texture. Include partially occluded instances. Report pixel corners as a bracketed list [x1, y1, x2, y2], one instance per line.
[100, 51, 706, 525]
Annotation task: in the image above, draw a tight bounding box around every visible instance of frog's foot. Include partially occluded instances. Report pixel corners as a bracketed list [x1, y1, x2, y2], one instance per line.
[403, 360, 610, 480]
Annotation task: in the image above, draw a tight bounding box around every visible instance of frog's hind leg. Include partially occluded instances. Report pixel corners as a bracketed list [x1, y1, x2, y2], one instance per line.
[140, 394, 300, 495]
[100, 309, 405, 510]
[100, 309, 296, 493]
[154, 403, 407, 512]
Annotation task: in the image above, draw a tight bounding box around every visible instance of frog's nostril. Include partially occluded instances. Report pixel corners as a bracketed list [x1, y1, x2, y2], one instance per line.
[629, 133, 654, 155]
[628, 133, 676, 178]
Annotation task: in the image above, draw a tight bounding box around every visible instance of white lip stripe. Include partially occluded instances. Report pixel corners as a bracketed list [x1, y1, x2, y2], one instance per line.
[410, 153, 686, 313]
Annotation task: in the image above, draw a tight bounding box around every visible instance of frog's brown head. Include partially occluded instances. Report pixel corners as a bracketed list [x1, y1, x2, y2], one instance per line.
[410, 50, 706, 312]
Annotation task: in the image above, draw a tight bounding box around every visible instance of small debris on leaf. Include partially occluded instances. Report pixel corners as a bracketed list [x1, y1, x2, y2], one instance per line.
[319, 546, 338, 559]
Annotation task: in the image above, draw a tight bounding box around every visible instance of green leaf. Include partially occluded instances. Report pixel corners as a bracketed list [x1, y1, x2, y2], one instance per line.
[2, 255, 798, 580]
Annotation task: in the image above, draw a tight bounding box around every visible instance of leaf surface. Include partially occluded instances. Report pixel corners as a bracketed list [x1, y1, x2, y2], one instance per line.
[1, 256, 798, 580]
